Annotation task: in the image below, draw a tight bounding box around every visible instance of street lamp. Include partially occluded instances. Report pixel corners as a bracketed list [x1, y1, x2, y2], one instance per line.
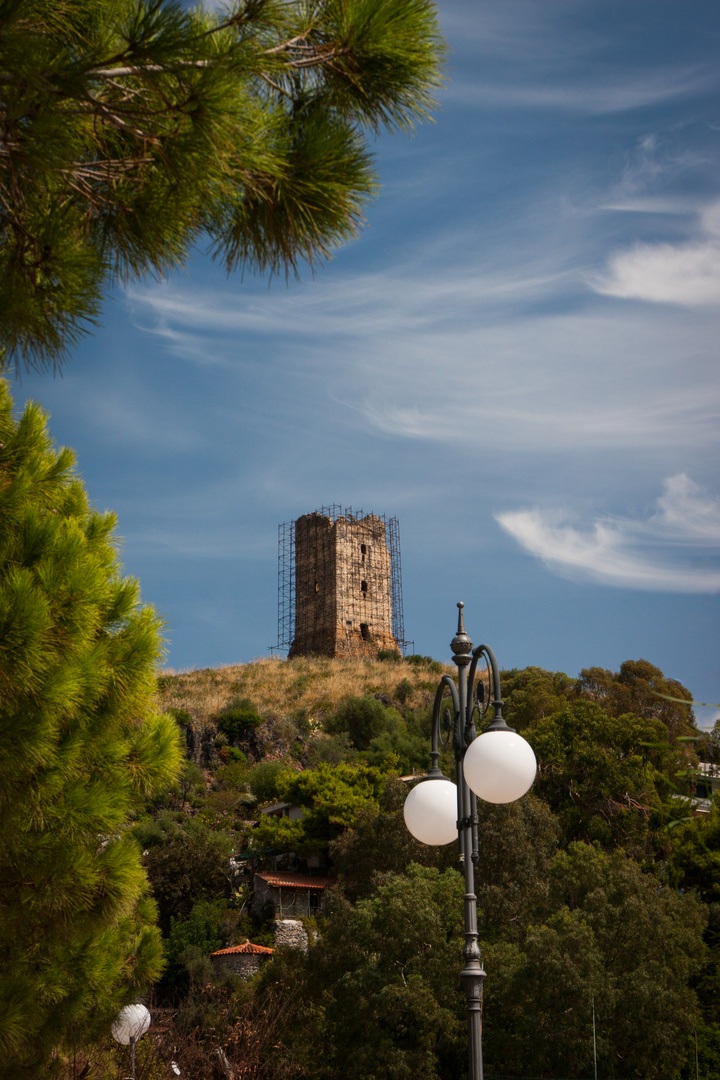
[403, 603, 537, 1080]
[112, 1003, 151, 1080]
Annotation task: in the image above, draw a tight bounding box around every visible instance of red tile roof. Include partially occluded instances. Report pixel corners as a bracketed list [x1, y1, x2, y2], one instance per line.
[256, 873, 329, 890]
[211, 940, 274, 957]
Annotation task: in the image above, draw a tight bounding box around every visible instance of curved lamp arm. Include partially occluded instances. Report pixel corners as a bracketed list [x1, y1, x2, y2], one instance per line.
[467, 643, 513, 739]
[428, 673, 459, 777]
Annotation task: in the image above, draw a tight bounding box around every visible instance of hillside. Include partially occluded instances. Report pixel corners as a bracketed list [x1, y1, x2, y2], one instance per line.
[156, 653, 450, 726]
[71, 654, 720, 1078]
[154, 653, 451, 778]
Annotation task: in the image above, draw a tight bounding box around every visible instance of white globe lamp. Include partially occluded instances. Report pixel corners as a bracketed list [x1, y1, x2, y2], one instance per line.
[112, 1004, 151, 1079]
[463, 730, 537, 804]
[112, 1003, 151, 1045]
[403, 777, 458, 845]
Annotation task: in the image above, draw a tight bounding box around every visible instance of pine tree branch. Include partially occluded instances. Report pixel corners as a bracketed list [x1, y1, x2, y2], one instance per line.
[259, 72, 293, 99]
[0, 0, 445, 371]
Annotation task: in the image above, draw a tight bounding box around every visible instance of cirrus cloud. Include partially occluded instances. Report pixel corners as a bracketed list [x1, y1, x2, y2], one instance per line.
[495, 474, 720, 593]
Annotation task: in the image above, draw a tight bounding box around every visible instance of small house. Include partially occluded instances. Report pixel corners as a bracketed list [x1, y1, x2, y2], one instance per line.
[260, 800, 304, 822]
[210, 940, 274, 980]
[254, 872, 328, 919]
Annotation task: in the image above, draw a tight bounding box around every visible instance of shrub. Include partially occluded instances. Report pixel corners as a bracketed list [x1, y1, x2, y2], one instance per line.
[167, 706, 194, 727]
[307, 732, 358, 767]
[216, 698, 263, 744]
[396, 678, 414, 704]
[246, 759, 288, 804]
[327, 696, 403, 752]
[165, 900, 226, 991]
[406, 654, 443, 673]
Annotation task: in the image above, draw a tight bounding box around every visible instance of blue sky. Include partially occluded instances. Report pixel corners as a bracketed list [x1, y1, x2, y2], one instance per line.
[12, 0, 720, 726]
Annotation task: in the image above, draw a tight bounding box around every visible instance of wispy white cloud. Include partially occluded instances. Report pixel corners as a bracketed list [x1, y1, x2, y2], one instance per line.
[592, 200, 720, 307]
[655, 473, 720, 543]
[127, 267, 720, 462]
[604, 132, 715, 207]
[458, 67, 715, 115]
[593, 242, 720, 306]
[495, 475, 720, 593]
[127, 256, 573, 340]
[439, 3, 718, 113]
[599, 198, 700, 214]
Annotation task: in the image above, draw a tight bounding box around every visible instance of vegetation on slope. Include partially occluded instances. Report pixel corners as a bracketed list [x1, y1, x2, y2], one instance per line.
[7, 580, 719, 1078]
[73, 650, 717, 1080]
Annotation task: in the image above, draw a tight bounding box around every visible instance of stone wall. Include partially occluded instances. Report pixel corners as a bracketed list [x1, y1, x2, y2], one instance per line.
[274, 919, 310, 953]
[334, 515, 396, 657]
[211, 952, 265, 980]
[290, 512, 337, 656]
[289, 511, 398, 659]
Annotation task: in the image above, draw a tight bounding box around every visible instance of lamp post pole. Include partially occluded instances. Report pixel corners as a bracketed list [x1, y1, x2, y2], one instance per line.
[404, 603, 537, 1080]
[450, 605, 485, 1080]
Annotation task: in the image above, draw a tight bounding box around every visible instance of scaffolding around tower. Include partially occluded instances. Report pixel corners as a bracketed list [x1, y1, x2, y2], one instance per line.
[276, 506, 408, 658]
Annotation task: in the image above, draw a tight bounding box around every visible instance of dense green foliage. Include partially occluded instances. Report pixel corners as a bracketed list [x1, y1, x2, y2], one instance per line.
[668, 806, 720, 903]
[216, 697, 264, 742]
[286, 864, 468, 1080]
[326, 693, 429, 772]
[256, 848, 707, 1080]
[0, 0, 445, 373]
[501, 665, 578, 730]
[576, 659, 696, 735]
[253, 759, 394, 854]
[484, 843, 706, 1078]
[526, 699, 682, 852]
[132, 812, 235, 929]
[0, 381, 182, 1073]
[138, 643, 719, 1080]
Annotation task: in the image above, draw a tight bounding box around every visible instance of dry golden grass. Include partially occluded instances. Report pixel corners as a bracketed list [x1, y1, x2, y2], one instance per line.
[156, 655, 453, 725]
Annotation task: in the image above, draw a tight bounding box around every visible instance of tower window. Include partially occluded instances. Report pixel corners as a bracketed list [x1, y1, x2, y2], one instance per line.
[361, 580, 368, 593]
[360, 623, 370, 640]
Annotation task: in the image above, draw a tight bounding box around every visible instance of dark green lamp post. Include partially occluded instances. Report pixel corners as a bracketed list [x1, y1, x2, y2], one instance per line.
[403, 604, 537, 1080]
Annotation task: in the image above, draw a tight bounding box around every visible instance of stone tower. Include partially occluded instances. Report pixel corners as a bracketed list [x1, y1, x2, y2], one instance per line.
[288, 510, 400, 659]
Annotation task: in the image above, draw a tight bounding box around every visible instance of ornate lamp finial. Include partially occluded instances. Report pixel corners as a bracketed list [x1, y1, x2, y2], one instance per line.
[451, 601, 473, 657]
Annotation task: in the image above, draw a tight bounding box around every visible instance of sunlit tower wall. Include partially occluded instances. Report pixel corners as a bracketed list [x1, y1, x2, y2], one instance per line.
[277, 506, 407, 659]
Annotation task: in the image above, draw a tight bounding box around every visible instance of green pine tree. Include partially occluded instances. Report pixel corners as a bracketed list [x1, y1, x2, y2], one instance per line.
[0, 0, 446, 373]
[0, 379, 183, 1074]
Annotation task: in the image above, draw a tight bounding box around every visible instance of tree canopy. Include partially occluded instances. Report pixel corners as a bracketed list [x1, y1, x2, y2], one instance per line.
[576, 659, 696, 735]
[259, 850, 707, 1080]
[267, 864, 467, 1080]
[0, 380, 182, 1071]
[252, 759, 393, 854]
[0, 0, 445, 373]
[133, 651, 715, 1079]
[525, 699, 688, 852]
[484, 843, 707, 1079]
[133, 812, 235, 929]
